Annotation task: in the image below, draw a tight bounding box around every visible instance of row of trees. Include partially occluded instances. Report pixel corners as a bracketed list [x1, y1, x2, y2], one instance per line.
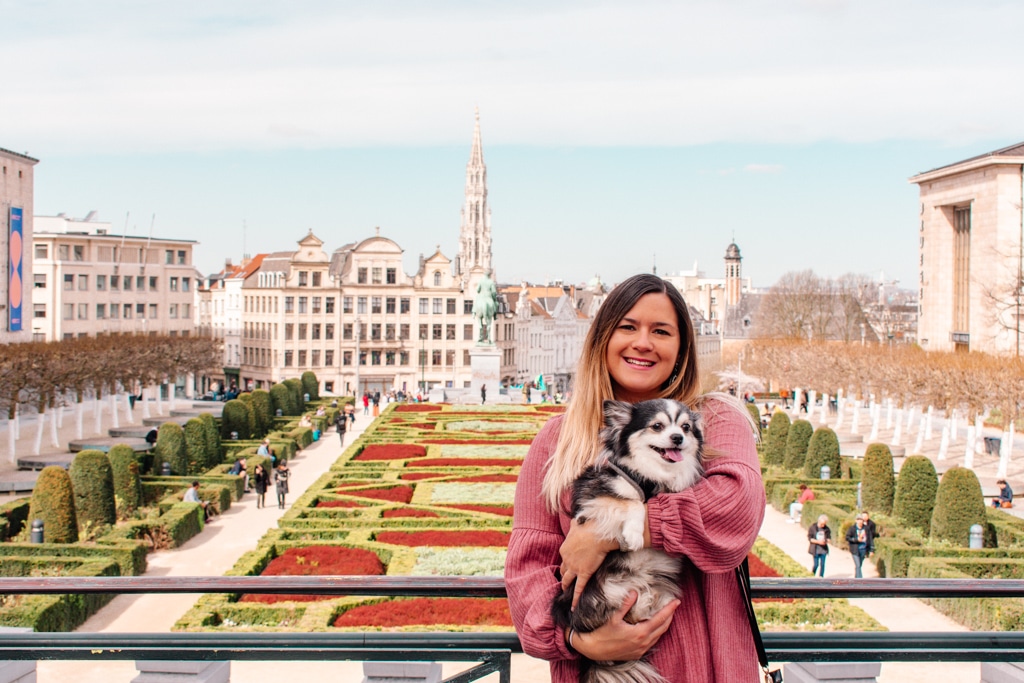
[742, 340, 1024, 423]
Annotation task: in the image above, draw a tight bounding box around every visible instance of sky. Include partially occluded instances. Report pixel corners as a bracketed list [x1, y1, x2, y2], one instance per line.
[6, 0, 1024, 290]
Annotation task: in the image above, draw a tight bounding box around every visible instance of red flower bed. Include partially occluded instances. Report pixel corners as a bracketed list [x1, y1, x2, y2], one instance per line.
[333, 598, 511, 627]
[415, 458, 523, 468]
[535, 406, 566, 413]
[376, 530, 510, 547]
[337, 486, 414, 503]
[746, 552, 792, 603]
[395, 404, 441, 413]
[453, 474, 519, 483]
[382, 508, 439, 519]
[400, 472, 443, 481]
[408, 423, 436, 430]
[421, 439, 532, 445]
[439, 504, 513, 517]
[241, 546, 384, 604]
[355, 444, 427, 461]
[316, 500, 366, 508]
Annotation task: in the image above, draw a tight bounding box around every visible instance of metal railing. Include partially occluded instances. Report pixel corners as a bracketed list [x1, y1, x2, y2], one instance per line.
[2, 576, 1024, 681]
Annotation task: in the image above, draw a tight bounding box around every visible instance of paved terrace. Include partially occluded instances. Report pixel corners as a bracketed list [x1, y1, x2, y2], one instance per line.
[0, 399, 1016, 681]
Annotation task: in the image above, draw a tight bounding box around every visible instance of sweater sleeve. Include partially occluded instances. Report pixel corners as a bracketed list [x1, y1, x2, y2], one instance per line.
[505, 417, 578, 663]
[646, 398, 765, 572]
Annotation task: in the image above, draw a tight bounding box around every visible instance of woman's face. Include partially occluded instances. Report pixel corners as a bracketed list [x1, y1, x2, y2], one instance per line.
[605, 292, 681, 403]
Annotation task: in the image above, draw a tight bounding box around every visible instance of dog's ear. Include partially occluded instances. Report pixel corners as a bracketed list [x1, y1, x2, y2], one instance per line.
[602, 400, 633, 430]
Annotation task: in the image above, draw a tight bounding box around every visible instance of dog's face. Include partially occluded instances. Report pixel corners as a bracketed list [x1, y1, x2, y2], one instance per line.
[601, 398, 703, 492]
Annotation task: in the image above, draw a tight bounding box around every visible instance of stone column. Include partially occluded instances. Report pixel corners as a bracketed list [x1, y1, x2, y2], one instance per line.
[131, 661, 229, 683]
[783, 662, 880, 683]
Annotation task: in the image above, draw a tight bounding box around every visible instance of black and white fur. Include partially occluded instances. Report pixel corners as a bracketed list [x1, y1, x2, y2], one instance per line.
[552, 398, 705, 683]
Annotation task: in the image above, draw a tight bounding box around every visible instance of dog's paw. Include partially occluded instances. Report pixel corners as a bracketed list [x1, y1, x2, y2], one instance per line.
[619, 514, 646, 551]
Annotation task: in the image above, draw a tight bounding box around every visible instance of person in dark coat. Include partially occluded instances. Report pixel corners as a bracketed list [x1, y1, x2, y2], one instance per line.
[807, 514, 831, 577]
[252, 463, 270, 509]
[274, 463, 290, 509]
[334, 409, 349, 446]
[481, 385, 487, 405]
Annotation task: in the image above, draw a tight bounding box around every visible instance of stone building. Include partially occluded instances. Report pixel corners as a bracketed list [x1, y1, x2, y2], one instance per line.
[197, 255, 266, 392]
[911, 142, 1024, 354]
[31, 212, 198, 341]
[0, 148, 39, 344]
[663, 242, 751, 334]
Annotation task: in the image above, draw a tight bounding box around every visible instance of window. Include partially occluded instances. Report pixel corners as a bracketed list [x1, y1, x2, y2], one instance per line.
[359, 351, 367, 366]
[298, 350, 307, 366]
[169, 277, 178, 291]
[343, 323, 353, 340]
[298, 297, 308, 314]
[446, 350, 455, 366]
[298, 271, 308, 287]
[313, 272, 321, 287]
[953, 205, 971, 342]
[432, 324, 442, 340]
[371, 350, 381, 365]
[400, 298, 410, 314]
[110, 275, 119, 290]
[432, 298, 442, 314]
[357, 297, 367, 314]
[150, 276, 158, 291]
[400, 324, 410, 340]
[33, 274, 46, 288]
[73, 245, 84, 261]
[463, 349, 471, 365]
[136, 303, 146, 318]
[464, 324, 474, 340]
[386, 297, 396, 314]
[326, 297, 335, 314]
[63, 274, 73, 291]
[357, 267, 368, 284]
[446, 298, 456, 314]
[182, 303, 190, 318]
[109, 303, 119, 319]
[165, 250, 174, 264]
[385, 351, 396, 366]
[464, 299, 473, 314]
[419, 298, 428, 314]
[311, 350, 320, 366]
[284, 296, 294, 313]
[385, 323, 395, 340]
[96, 275, 106, 291]
[169, 304, 178, 319]
[182, 277, 190, 292]
[399, 351, 409, 366]
[386, 267, 397, 284]
[371, 323, 381, 340]
[432, 350, 442, 366]
[123, 303, 132, 319]
[35, 244, 47, 259]
[136, 275, 145, 290]
[342, 297, 352, 314]
[446, 324, 456, 340]
[284, 351, 293, 367]
[372, 267, 382, 284]
[78, 303, 88, 320]
[285, 324, 294, 340]
[299, 324, 307, 340]
[433, 271, 441, 286]
[58, 245, 70, 260]
[371, 297, 381, 314]
[62, 303, 74, 320]
[419, 323, 428, 340]
[325, 323, 334, 340]
[312, 297, 321, 314]
[308, 323, 319, 340]
[33, 303, 46, 318]
[123, 276, 132, 291]
[325, 350, 334, 366]
[177, 250, 186, 265]
[343, 351, 352, 365]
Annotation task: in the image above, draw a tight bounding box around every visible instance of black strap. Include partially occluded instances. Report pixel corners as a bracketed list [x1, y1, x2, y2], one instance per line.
[735, 558, 775, 677]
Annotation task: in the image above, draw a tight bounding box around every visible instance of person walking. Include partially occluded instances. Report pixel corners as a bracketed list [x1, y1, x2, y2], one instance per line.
[481, 384, 487, 405]
[334, 408, 349, 447]
[846, 514, 870, 578]
[252, 463, 270, 509]
[808, 514, 831, 577]
[274, 462, 290, 510]
[362, 393, 370, 416]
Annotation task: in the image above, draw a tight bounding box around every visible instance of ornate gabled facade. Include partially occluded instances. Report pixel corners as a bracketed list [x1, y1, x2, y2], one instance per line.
[455, 108, 493, 289]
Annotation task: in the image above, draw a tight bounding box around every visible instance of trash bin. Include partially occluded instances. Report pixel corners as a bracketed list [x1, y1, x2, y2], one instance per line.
[312, 429, 321, 441]
[984, 437, 1001, 455]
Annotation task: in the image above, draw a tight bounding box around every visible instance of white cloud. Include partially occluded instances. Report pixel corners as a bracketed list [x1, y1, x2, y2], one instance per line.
[744, 164, 784, 174]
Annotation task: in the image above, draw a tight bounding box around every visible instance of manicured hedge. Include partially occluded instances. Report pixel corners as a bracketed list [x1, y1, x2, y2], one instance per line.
[782, 419, 813, 471]
[155, 422, 188, 476]
[932, 466, 986, 547]
[108, 444, 142, 518]
[69, 449, 116, 533]
[861, 443, 895, 514]
[893, 455, 938, 536]
[764, 411, 791, 466]
[28, 466, 77, 543]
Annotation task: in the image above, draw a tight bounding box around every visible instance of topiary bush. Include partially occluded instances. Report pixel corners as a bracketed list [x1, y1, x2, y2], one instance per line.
[221, 399, 253, 440]
[199, 413, 222, 467]
[184, 418, 209, 475]
[301, 371, 320, 402]
[28, 466, 78, 543]
[69, 449, 116, 534]
[270, 383, 294, 417]
[764, 411, 791, 466]
[782, 419, 814, 471]
[284, 378, 305, 415]
[746, 403, 762, 440]
[108, 444, 142, 519]
[155, 422, 189, 475]
[931, 466, 987, 547]
[803, 427, 841, 479]
[861, 443, 896, 514]
[250, 389, 273, 438]
[894, 455, 939, 535]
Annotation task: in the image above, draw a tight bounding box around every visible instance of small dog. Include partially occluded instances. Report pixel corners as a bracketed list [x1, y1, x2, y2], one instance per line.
[552, 398, 704, 683]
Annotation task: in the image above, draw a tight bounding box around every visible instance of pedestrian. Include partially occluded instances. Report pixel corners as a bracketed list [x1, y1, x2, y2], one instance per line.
[481, 384, 487, 405]
[808, 514, 832, 577]
[861, 510, 877, 556]
[800, 390, 809, 413]
[789, 483, 815, 523]
[274, 462, 290, 509]
[846, 514, 870, 578]
[372, 391, 380, 417]
[334, 408, 349, 446]
[252, 463, 270, 509]
[362, 393, 370, 415]
[522, 382, 531, 404]
[505, 273, 764, 682]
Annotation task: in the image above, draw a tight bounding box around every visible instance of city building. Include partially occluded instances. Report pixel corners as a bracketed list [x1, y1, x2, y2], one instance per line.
[911, 142, 1024, 355]
[197, 255, 266, 393]
[31, 212, 198, 341]
[1, 148, 39, 344]
[663, 242, 752, 334]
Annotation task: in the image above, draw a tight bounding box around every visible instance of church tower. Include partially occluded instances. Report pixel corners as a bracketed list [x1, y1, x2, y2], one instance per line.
[457, 108, 493, 287]
[724, 241, 742, 307]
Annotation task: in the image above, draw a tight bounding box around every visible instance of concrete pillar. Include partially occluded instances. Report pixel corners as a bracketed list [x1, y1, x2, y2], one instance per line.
[982, 662, 1024, 682]
[362, 662, 442, 683]
[0, 628, 35, 683]
[783, 662, 880, 683]
[131, 661, 229, 683]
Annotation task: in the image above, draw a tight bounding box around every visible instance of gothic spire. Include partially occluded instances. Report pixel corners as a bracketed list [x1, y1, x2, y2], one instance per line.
[457, 107, 492, 283]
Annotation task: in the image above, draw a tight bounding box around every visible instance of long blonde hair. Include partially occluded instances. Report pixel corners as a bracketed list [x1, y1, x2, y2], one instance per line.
[542, 274, 703, 510]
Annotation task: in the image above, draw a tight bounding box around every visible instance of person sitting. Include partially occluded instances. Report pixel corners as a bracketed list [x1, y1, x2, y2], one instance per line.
[257, 439, 271, 456]
[315, 405, 326, 417]
[228, 458, 250, 492]
[298, 413, 313, 428]
[183, 481, 211, 521]
[993, 479, 1014, 508]
[789, 483, 815, 523]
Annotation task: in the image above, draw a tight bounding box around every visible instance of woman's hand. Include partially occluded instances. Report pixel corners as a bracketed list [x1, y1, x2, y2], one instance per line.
[559, 517, 620, 609]
[572, 591, 679, 662]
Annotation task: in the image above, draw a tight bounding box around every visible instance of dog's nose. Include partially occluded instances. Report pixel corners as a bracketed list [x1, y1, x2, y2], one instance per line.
[671, 433, 684, 447]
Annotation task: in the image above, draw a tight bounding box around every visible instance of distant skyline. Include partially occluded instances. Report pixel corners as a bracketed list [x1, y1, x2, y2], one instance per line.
[9, 1, 1024, 289]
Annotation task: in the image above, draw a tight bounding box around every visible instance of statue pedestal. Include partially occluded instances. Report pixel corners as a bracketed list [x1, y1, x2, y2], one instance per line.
[470, 346, 501, 404]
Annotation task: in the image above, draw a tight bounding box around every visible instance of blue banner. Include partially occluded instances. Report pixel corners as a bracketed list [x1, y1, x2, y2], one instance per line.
[9, 207, 22, 332]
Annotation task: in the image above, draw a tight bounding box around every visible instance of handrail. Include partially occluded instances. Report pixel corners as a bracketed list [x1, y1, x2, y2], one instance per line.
[2, 575, 1024, 599]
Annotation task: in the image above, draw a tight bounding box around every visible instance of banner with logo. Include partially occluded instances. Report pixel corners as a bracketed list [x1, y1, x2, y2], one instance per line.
[9, 207, 23, 332]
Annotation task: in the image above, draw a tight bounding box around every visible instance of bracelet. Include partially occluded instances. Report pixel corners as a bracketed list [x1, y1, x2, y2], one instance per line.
[567, 628, 578, 653]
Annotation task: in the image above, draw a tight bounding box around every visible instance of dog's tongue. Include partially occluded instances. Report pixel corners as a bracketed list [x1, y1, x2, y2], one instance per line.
[662, 448, 683, 463]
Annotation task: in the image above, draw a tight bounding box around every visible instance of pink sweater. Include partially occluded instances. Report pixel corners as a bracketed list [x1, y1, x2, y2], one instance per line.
[505, 399, 765, 683]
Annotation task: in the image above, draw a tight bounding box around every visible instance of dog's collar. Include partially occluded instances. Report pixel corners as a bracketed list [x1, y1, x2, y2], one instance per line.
[606, 461, 646, 500]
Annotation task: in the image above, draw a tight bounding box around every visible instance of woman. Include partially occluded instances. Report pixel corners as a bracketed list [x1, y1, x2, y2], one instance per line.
[253, 463, 270, 509]
[505, 274, 764, 683]
[274, 462, 290, 510]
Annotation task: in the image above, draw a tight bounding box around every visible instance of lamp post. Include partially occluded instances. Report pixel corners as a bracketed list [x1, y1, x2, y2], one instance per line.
[354, 319, 361, 398]
[420, 333, 427, 394]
